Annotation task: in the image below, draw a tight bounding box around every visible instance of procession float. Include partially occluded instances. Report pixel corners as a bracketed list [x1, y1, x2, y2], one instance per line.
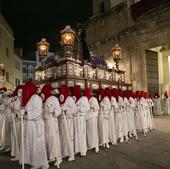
[35, 25, 132, 91]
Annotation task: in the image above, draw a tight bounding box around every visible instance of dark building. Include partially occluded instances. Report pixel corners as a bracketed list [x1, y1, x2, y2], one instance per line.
[86, 0, 170, 97]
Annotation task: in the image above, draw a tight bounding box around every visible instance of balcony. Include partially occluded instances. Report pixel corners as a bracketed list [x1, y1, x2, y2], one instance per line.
[131, 0, 168, 20]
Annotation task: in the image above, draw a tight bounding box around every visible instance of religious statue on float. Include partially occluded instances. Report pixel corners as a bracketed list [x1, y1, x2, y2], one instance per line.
[76, 23, 91, 63]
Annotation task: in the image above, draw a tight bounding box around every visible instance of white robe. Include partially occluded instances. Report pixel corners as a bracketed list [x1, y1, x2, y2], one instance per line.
[59, 96, 77, 158]
[109, 97, 117, 145]
[115, 98, 124, 140]
[23, 94, 48, 168]
[1, 96, 13, 149]
[124, 97, 133, 134]
[43, 96, 62, 164]
[0, 101, 5, 146]
[146, 98, 155, 130]
[129, 97, 137, 136]
[98, 97, 111, 145]
[74, 96, 90, 155]
[139, 98, 148, 133]
[86, 97, 99, 150]
[161, 97, 170, 115]
[134, 100, 143, 131]
[153, 98, 162, 115]
[11, 97, 21, 159]
[120, 99, 128, 139]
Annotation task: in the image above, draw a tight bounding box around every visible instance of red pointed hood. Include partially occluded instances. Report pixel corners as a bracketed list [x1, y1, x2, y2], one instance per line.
[132, 92, 136, 99]
[13, 85, 23, 97]
[59, 85, 69, 104]
[140, 91, 145, 98]
[123, 90, 130, 99]
[128, 90, 133, 98]
[0, 87, 7, 92]
[41, 84, 53, 102]
[98, 88, 105, 103]
[118, 88, 123, 98]
[135, 91, 141, 99]
[111, 88, 118, 101]
[143, 92, 148, 99]
[163, 91, 168, 98]
[72, 85, 81, 102]
[154, 92, 160, 98]
[84, 87, 92, 100]
[22, 81, 37, 107]
[105, 88, 112, 101]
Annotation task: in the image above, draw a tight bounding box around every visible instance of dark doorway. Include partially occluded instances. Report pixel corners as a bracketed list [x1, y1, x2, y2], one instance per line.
[145, 50, 159, 97]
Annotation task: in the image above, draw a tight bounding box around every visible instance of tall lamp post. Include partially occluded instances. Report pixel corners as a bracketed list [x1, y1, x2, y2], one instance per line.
[37, 38, 49, 65]
[111, 44, 122, 70]
[61, 25, 75, 58]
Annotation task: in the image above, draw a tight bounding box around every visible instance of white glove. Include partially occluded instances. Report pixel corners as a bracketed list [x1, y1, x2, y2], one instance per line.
[61, 105, 66, 111]
[20, 108, 26, 116]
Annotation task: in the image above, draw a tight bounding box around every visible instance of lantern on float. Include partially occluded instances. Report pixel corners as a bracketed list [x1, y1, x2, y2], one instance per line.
[37, 38, 49, 61]
[111, 44, 122, 70]
[61, 25, 75, 58]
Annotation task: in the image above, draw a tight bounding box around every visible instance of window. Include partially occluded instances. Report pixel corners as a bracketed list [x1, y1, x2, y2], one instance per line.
[22, 65, 27, 73]
[100, 1, 105, 13]
[23, 75, 27, 83]
[28, 65, 33, 73]
[6, 48, 9, 57]
[15, 78, 17, 86]
[15, 61, 21, 70]
[18, 62, 20, 70]
[6, 71, 9, 82]
[18, 79, 20, 85]
[28, 74, 34, 80]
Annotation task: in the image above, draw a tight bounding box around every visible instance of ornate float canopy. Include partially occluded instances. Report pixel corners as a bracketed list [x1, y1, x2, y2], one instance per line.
[35, 25, 132, 90]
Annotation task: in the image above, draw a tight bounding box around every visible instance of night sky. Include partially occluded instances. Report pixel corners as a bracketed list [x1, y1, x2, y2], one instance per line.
[0, 0, 92, 54]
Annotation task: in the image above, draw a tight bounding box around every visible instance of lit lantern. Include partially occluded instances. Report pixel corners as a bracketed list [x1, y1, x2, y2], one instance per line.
[61, 25, 75, 58]
[61, 25, 75, 46]
[111, 44, 122, 70]
[37, 38, 49, 56]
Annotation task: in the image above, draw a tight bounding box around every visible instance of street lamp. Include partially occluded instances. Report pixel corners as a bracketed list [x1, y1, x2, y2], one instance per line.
[37, 38, 49, 64]
[111, 44, 122, 70]
[61, 25, 75, 58]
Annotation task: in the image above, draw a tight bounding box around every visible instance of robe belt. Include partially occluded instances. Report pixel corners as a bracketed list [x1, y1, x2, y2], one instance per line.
[61, 114, 73, 119]
[25, 115, 42, 122]
[25, 115, 43, 137]
[99, 113, 110, 119]
[43, 113, 55, 120]
[74, 112, 86, 117]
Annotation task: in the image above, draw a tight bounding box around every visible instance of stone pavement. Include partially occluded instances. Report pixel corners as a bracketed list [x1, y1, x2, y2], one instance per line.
[0, 116, 170, 169]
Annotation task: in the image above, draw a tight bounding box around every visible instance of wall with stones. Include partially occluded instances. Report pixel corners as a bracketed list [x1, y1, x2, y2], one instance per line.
[86, 1, 170, 92]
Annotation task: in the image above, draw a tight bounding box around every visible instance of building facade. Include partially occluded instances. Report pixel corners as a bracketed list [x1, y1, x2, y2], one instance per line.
[86, 0, 170, 97]
[14, 48, 23, 87]
[22, 59, 36, 83]
[0, 14, 15, 89]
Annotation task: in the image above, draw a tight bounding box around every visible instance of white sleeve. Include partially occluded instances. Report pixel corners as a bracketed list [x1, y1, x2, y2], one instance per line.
[65, 96, 77, 115]
[87, 97, 99, 119]
[103, 97, 111, 111]
[53, 96, 61, 117]
[26, 95, 42, 120]
[79, 97, 90, 113]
